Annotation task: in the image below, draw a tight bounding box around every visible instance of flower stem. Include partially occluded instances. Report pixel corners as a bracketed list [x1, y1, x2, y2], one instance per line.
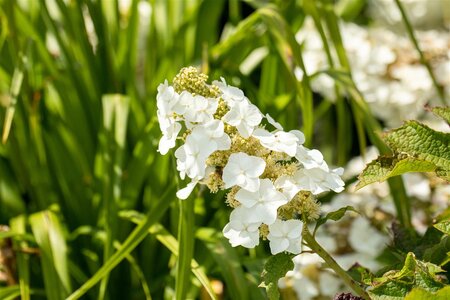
[302, 227, 371, 300]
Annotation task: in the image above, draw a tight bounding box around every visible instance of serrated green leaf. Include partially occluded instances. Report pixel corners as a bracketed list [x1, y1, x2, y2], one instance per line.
[383, 121, 450, 170]
[405, 286, 450, 300]
[434, 221, 450, 235]
[314, 206, 357, 233]
[430, 106, 450, 124]
[260, 252, 295, 300]
[356, 155, 436, 189]
[414, 267, 444, 292]
[422, 236, 450, 266]
[404, 288, 433, 300]
[369, 280, 411, 299]
[368, 252, 446, 299]
[435, 169, 450, 181]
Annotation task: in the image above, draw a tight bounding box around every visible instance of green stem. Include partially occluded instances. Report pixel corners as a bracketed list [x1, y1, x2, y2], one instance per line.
[302, 227, 371, 300]
[394, 0, 447, 105]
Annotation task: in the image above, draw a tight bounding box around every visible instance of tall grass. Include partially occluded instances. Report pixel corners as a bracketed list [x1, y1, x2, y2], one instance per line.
[0, 0, 438, 299]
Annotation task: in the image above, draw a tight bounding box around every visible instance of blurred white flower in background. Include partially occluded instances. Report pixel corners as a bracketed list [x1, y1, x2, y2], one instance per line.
[295, 14, 450, 128]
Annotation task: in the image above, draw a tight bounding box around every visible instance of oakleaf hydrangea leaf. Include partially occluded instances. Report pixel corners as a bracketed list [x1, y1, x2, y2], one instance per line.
[357, 117, 450, 189]
[383, 121, 449, 170]
[367, 253, 445, 299]
[369, 281, 411, 300]
[260, 252, 295, 300]
[430, 106, 450, 125]
[356, 155, 436, 190]
[434, 221, 450, 236]
[405, 286, 450, 300]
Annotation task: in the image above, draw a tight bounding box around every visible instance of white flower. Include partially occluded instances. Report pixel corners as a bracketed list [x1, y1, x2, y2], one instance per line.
[213, 77, 247, 106]
[223, 208, 261, 248]
[291, 277, 319, 300]
[295, 146, 324, 169]
[222, 152, 266, 192]
[266, 113, 283, 131]
[190, 119, 231, 151]
[174, 134, 216, 180]
[349, 217, 388, 257]
[222, 100, 262, 138]
[179, 91, 218, 124]
[156, 80, 183, 116]
[318, 272, 342, 297]
[158, 120, 181, 155]
[274, 174, 302, 200]
[276, 166, 344, 197]
[267, 219, 303, 254]
[176, 180, 198, 200]
[298, 167, 345, 195]
[234, 178, 288, 224]
[253, 128, 304, 157]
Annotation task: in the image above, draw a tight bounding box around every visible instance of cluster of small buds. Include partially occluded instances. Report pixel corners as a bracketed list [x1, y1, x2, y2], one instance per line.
[156, 67, 345, 255]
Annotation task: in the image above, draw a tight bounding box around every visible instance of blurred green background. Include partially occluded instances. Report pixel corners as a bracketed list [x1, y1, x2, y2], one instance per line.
[0, 0, 448, 299]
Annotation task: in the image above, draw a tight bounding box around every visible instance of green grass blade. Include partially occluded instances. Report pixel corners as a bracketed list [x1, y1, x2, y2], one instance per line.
[29, 210, 72, 300]
[2, 53, 24, 144]
[197, 228, 250, 300]
[0, 286, 21, 300]
[176, 197, 195, 300]
[113, 241, 152, 300]
[98, 94, 130, 299]
[9, 215, 30, 300]
[66, 188, 175, 300]
[120, 211, 218, 300]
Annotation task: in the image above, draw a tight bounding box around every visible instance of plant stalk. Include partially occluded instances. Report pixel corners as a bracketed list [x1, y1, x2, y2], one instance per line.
[394, 0, 447, 105]
[302, 227, 371, 300]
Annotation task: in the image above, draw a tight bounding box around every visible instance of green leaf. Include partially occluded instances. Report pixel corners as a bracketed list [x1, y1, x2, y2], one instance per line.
[422, 236, 450, 266]
[369, 280, 411, 300]
[336, 0, 367, 21]
[368, 252, 446, 299]
[314, 205, 357, 233]
[383, 121, 450, 171]
[66, 189, 174, 300]
[196, 228, 250, 300]
[430, 106, 450, 124]
[434, 221, 450, 235]
[0, 286, 21, 300]
[120, 211, 218, 300]
[29, 210, 72, 300]
[405, 286, 450, 300]
[356, 155, 437, 190]
[260, 252, 295, 300]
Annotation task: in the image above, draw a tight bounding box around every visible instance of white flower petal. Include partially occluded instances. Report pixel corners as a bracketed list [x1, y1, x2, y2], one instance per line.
[176, 181, 198, 200]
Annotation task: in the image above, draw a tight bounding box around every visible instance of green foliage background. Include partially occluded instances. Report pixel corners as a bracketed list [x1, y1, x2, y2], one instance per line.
[0, 0, 446, 299]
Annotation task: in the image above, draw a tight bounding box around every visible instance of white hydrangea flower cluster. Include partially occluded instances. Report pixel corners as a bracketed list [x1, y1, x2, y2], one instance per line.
[295, 17, 450, 128]
[157, 67, 345, 255]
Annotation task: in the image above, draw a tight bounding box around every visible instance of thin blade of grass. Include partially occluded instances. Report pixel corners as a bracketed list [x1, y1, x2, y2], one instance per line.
[29, 210, 72, 300]
[120, 212, 218, 300]
[176, 197, 195, 300]
[66, 186, 175, 300]
[9, 215, 30, 300]
[197, 228, 250, 300]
